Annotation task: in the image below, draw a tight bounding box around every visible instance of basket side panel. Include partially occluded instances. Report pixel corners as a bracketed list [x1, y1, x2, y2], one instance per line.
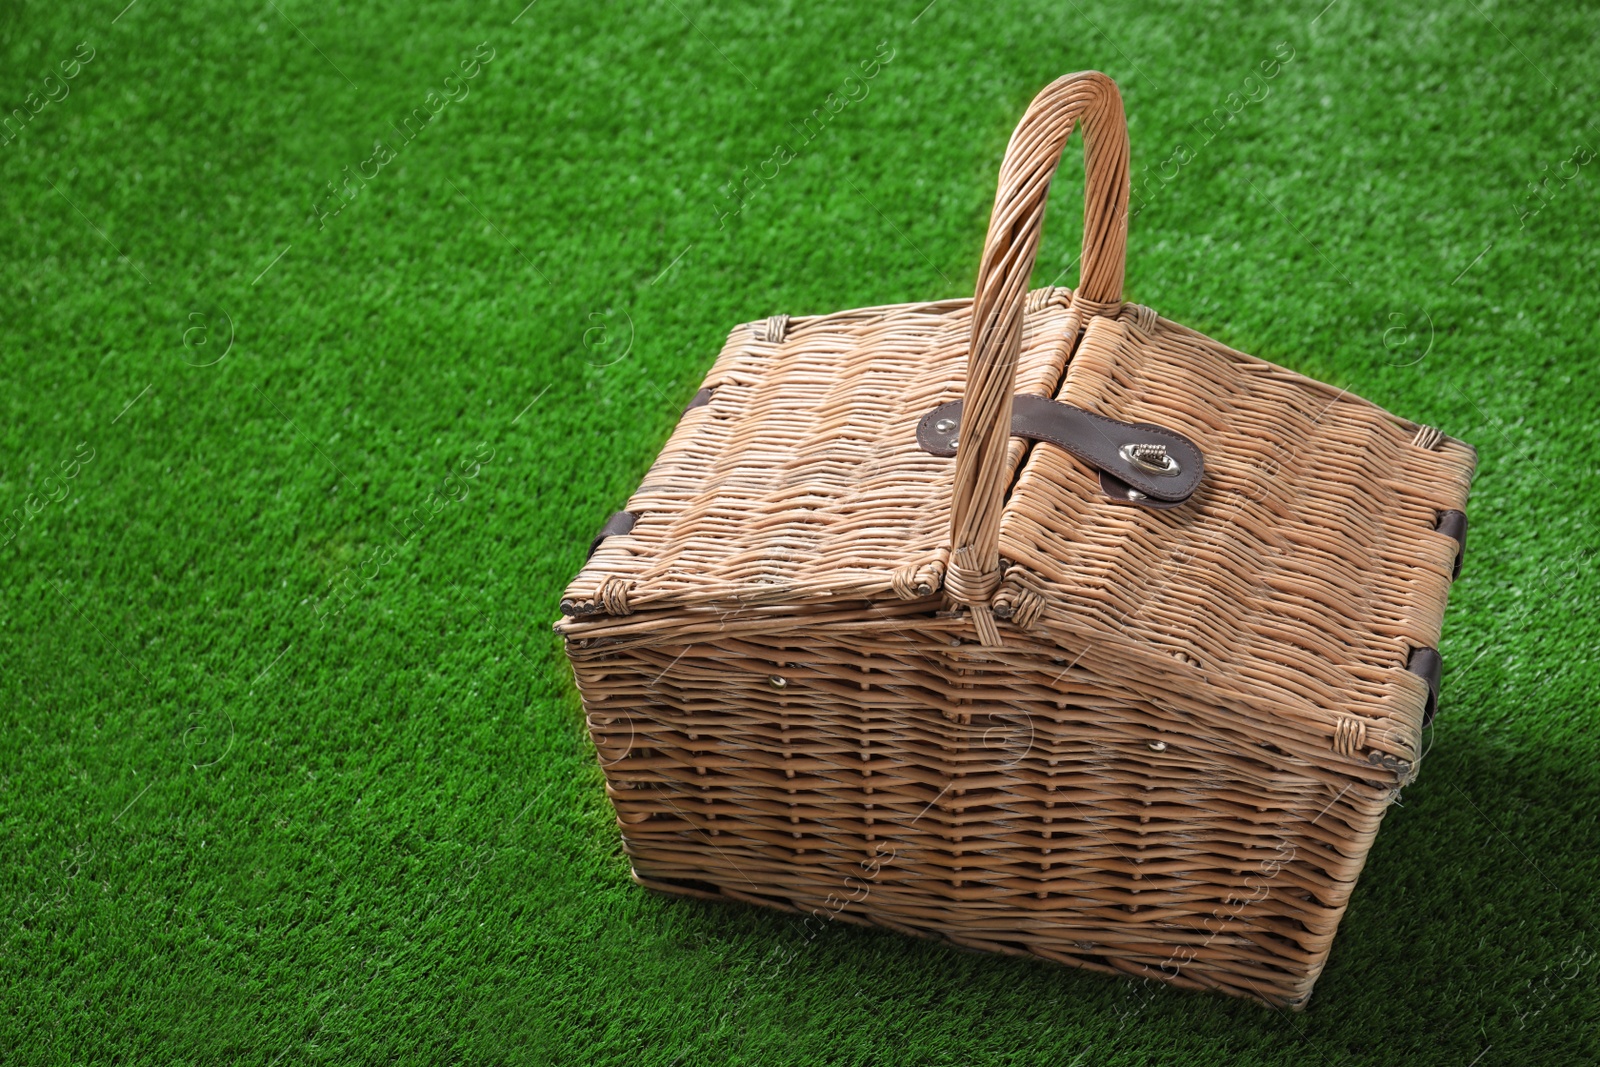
[566, 616, 1391, 1008]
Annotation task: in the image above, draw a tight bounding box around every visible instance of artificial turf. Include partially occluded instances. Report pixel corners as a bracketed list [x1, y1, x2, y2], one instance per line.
[2, 0, 1597, 1062]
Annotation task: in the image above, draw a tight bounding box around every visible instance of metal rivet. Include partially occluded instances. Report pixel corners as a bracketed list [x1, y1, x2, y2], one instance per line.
[934, 418, 958, 434]
[769, 675, 787, 689]
[1127, 489, 1146, 501]
[1148, 740, 1168, 752]
[949, 437, 959, 449]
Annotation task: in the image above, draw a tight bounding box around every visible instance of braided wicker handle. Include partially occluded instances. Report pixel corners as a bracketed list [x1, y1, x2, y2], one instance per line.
[946, 72, 1130, 641]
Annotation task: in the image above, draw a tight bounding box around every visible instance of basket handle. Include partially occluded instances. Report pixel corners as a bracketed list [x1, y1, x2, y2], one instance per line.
[946, 71, 1130, 642]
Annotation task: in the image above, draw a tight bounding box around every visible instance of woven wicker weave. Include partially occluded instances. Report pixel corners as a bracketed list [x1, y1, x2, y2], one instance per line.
[557, 71, 1474, 1008]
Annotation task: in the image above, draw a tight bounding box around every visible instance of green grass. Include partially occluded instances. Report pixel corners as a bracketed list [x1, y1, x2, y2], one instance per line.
[2, 0, 1597, 1062]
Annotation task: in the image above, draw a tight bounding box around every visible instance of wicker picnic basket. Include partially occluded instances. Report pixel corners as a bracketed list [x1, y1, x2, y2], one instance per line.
[557, 71, 1474, 1008]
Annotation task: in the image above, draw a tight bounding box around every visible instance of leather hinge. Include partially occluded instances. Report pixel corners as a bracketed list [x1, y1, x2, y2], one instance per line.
[1406, 646, 1443, 727]
[1436, 509, 1467, 581]
[916, 395, 1205, 506]
[682, 386, 715, 414]
[588, 510, 637, 558]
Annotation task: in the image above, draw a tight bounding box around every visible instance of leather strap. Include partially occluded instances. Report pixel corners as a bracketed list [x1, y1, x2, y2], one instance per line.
[917, 395, 1204, 504]
[1098, 469, 1189, 509]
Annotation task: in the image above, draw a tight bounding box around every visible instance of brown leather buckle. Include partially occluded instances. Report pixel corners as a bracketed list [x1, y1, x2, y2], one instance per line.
[916, 394, 1204, 506]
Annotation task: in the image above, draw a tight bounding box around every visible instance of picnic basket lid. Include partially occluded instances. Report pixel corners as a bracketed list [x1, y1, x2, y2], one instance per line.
[559, 71, 1474, 758]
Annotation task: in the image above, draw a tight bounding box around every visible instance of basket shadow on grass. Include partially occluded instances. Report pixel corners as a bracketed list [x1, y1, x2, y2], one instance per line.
[612, 718, 1597, 1065]
[1306, 723, 1598, 1060]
